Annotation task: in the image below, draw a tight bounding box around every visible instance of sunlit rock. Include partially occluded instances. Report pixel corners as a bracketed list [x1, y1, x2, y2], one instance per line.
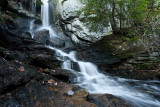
[54, 0, 110, 44]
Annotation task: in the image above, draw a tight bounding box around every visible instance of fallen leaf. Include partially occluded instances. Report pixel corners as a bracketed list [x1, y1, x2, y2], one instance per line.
[18, 68, 24, 72]
[47, 79, 58, 85]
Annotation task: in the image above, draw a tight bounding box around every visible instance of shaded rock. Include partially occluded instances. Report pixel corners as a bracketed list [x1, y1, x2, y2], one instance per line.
[34, 29, 50, 45]
[5, 18, 18, 30]
[34, 19, 42, 25]
[16, 18, 31, 32]
[88, 94, 132, 107]
[8, 1, 35, 17]
[0, 12, 2, 21]
[30, 53, 61, 69]
[21, 32, 32, 39]
[0, 47, 15, 60]
[0, 56, 44, 93]
[43, 68, 77, 82]
[50, 37, 65, 48]
[71, 60, 80, 71]
[0, 82, 95, 107]
[0, 0, 8, 11]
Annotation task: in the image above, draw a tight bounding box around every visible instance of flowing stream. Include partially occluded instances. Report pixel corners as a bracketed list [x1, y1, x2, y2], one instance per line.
[29, 0, 160, 107]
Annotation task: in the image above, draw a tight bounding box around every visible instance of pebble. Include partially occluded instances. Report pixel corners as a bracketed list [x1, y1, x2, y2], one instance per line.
[67, 90, 74, 96]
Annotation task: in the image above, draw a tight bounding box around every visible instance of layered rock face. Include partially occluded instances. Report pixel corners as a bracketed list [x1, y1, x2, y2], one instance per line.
[8, 0, 35, 17]
[54, 0, 110, 44]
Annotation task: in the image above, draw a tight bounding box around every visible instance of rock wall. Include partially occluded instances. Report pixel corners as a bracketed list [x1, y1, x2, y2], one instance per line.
[7, 0, 35, 18]
[54, 0, 110, 44]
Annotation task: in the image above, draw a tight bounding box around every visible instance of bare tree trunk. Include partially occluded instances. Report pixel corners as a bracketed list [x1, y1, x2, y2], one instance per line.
[110, 0, 117, 31]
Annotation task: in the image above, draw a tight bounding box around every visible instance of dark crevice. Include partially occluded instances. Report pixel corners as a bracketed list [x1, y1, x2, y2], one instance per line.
[0, 82, 30, 95]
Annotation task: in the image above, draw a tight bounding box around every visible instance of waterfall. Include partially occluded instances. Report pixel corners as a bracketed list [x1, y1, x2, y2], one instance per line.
[31, 0, 160, 107]
[52, 47, 160, 107]
[41, 0, 50, 27]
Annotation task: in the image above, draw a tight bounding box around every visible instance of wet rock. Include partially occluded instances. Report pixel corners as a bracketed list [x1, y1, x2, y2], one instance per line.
[34, 19, 42, 25]
[16, 18, 31, 32]
[43, 69, 77, 82]
[0, 82, 95, 107]
[88, 94, 131, 107]
[30, 19, 43, 30]
[30, 53, 61, 69]
[21, 32, 32, 39]
[5, 18, 18, 30]
[0, 21, 97, 107]
[34, 29, 50, 45]
[49, 37, 65, 48]
[71, 60, 80, 71]
[0, 56, 44, 93]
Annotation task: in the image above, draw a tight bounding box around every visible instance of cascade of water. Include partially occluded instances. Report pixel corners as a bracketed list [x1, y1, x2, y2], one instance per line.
[29, 0, 37, 37]
[41, 0, 50, 27]
[35, 0, 160, 106]
[49, 46, 160, 107]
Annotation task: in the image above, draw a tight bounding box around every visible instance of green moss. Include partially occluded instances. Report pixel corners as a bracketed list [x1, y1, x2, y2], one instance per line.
[121, 36, 128, 41]
[37, 0, 42, 6]
[135, 63, 151, 70]
[61, 0, 66, 4]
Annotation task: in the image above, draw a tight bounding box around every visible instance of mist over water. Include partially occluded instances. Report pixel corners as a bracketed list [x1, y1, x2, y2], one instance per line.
[29, 0, 160, 107]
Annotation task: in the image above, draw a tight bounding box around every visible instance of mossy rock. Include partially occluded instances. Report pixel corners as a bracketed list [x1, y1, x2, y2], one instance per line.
[96, 34, 145, 60]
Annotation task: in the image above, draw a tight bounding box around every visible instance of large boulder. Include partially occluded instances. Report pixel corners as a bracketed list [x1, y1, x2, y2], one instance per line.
[54, 0, 110, 44]
[34, 29, 50, 45]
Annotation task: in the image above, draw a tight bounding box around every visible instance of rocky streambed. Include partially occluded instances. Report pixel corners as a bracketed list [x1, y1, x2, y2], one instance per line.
[0, 1, 160, 106]
[0, 12, 133, 107]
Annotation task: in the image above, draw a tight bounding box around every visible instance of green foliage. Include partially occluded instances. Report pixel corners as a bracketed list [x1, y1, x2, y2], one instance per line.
[79, 0, 159, 36]
[62, 0, 67, 4]
[37, 0, 42, 6]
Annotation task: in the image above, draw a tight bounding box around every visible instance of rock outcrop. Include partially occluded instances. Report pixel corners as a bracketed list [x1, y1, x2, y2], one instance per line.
[8, 0, 35, 17]
[34, 29, 50, 45]
[54, 0, 110, 44]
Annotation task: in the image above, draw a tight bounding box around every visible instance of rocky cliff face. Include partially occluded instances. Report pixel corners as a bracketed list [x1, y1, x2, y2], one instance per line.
[54, 0, 110, 44]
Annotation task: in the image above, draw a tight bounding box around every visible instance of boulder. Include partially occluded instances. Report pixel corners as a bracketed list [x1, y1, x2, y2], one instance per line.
[30, 53, 61, 69]
[34, 29, 50, 45]
[54, 0, 110, 44]
[49, 37, 65, 48]
[71, 60, 80, 71]
[34, 19, 42, 25]
[43, 68, 77, 82]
